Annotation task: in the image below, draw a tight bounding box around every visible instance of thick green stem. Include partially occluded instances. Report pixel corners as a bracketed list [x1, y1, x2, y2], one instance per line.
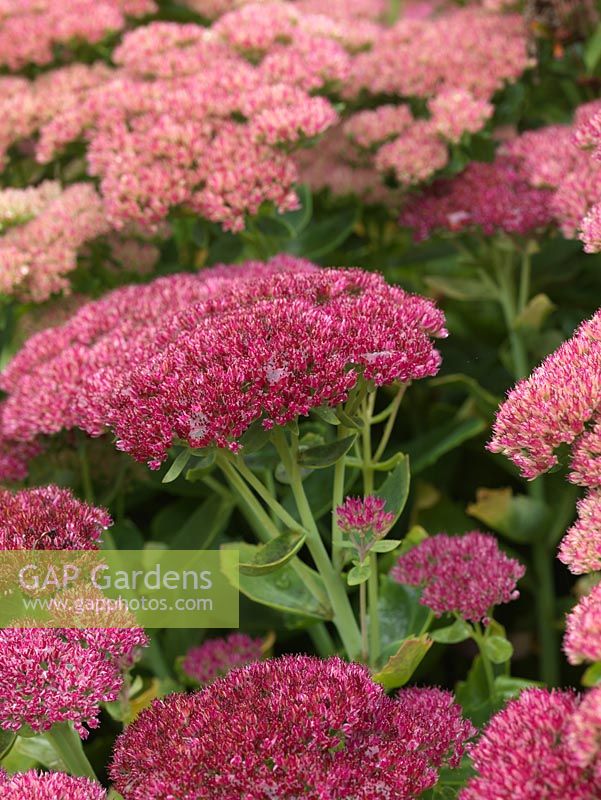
[308, 623, 337, 657]
[529, 477, 560, 686]
[368, 553, 380, 666]
[332, 425, 348, 570]
[361, 394, 381, 666]
[46, 723, 97, 780]
[78, 439, 94, 505]
[219, 456, 331, 611]
[361, 394, 376, 495]
[373, 385, 406, 463]
[495, 255, 528, 380]
[360, 580, 368, 662]
[471, 624, 496, 702]
[274, 429, 362, 660]
[518, 248, 532, 312]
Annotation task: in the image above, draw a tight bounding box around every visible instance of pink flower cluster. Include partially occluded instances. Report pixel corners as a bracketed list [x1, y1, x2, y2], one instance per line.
[0, 771, 106, 800]
[0, 403, 42, 482]
[0, 182, 109, 302]
[566, 686, 601, 784]
[399, 156, 554, 240]
[181, 633, 264, 685]
[489, 309, 601, 482]
[0, 258, 446, 469]
[0, 257, 311, 443]
[0, 0, 156, 70]
[559, 491, 601, 575]
[336, 496, 395, 536]
[490, 307, 601, 583]
[0, 485, 110, 550]
[564, 581, 601, 664]
[460, 689, 600, 800]
[298, 92, 494, 198]
[391, 531, 524, 621]
[502, 101, 601, 249]
[111, 655, 475, 799]
[0, 63, 113, 170]
[32, 10, 349, 233]
[345, 7, 531, 100]
[0, 627, 123, 736]
[0, 486, 146, 737]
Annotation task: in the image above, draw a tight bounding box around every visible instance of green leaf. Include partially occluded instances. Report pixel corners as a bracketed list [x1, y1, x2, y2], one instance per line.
[162, 449, 191, 483]
[312, 405, 340, 425]
[171, 495, 234, 549]
[238, 530, 307, 576]
[375, 455, 410, 524]
[288, 204, 358, 259]
[372, 635, 432, 690]
[585, 23, 601, 73]
[430, 619, 472, 644]
[425, 275, 497, 301]
[378, 576, 431, 654]
[421, 762, 476, 799]
[467, 487, 550, 544]
[582, 662, 601, 687]
[494, 675, 542, 701]
[456, 655, 497, 726]
[514, 293, 555, 332]
[370, 539, 402, 553]
[347, 563, 371, 585]
[222, 543, 332, 620]
[298, 434, 357, 468]
[483, 635, 513, 664]
[2, 734, 62, 772]
[0, 730, 15, 762]
[240, 421, 272, 454]
[185, 449, 216, 479]
[335, 407, 363, 429]
[254, 214, 295, 240]
[281, 184, 313, 234]
[404, 418, 486, 474]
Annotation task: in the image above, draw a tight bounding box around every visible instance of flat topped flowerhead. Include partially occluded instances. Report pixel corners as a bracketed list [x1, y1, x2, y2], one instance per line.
[0, 485, 110, 550]
[391, 531, 524, 622]
[564, 580, 601, 665]
[460, 688, 599, 800]
[0, 627, 122, 737]
[0, 770, 106, 799]
[111, 655, 474, 800]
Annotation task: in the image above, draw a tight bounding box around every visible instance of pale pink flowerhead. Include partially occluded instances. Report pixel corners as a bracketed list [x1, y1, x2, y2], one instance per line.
[564, 581, 601, 664]
[559, 490, 601, 574]
[428, 88, 493, 144]
[489, 309, 601, 480]
[565, 686, 601, 782]
[181, 633, 263, 685]
[391, 531, 524, 622]
[375, 121, 449, 185]
[0, 770, 106, 800]
[343, 105, 414, 150]
[460, 689, 598, 800]
[111, 655, 474, 799]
